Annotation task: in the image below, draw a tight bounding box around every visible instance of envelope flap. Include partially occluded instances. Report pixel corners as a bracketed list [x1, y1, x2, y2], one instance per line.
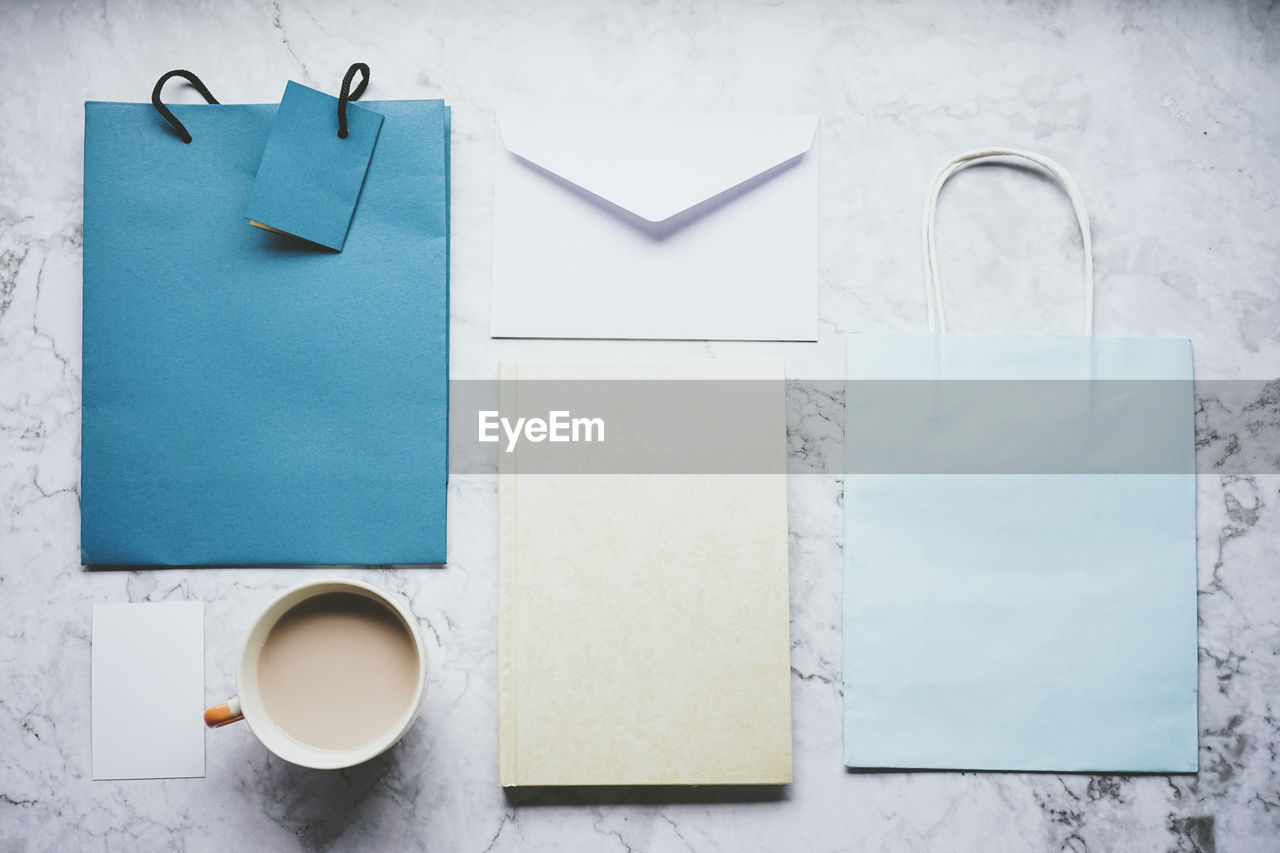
[498, 114, 818, 223]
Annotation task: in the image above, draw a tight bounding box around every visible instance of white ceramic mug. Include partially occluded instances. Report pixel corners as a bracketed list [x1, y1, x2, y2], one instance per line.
[203, 579, 427, 769]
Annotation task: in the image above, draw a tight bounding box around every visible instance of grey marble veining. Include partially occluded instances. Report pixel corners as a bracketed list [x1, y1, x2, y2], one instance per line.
[1, 0, 1277, 850]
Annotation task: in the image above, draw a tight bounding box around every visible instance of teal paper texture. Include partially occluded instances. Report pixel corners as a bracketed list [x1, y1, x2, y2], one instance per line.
[82, 98, 450, 565]
[843, 333, 1198, 772]
[245, 80, 383, 251]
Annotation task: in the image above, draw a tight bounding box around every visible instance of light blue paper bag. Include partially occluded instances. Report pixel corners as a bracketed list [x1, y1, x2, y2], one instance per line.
[843, 149, 1197, 772]
[82, 71, 450, 565]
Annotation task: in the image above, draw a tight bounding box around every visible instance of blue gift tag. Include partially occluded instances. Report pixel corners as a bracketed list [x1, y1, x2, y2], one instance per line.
[246, 80, 383, 250]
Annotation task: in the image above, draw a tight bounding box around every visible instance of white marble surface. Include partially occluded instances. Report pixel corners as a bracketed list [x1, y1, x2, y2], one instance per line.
[1, 0, 1278, 850]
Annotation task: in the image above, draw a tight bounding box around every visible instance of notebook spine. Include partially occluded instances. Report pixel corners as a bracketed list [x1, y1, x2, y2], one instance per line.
[497, 361, 517, 786]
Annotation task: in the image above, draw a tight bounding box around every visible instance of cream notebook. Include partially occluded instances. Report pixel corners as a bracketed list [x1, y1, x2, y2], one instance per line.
[498, 360, 792, 786]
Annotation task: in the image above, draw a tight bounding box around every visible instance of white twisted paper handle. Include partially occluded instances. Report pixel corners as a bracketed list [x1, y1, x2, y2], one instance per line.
[922, 147, 1094, 335]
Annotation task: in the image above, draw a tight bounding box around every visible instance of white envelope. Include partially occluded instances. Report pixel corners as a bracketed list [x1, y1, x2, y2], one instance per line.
[491, 114, 820, 341]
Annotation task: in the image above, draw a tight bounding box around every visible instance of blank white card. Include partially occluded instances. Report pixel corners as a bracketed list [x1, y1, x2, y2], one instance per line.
[92, 602, 204, 780]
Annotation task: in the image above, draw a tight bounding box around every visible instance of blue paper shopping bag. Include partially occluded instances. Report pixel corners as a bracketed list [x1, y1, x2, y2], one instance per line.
[82, 70, 450, 565]
[843, 150, 1198, 772]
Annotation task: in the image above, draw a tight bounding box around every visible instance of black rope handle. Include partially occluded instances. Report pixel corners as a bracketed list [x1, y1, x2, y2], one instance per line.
[336, 62, 370, 139]
[151, 70, 220, 144]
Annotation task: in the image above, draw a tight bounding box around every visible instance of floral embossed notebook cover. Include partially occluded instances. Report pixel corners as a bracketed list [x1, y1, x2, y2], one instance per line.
[497, 359, 792, 786]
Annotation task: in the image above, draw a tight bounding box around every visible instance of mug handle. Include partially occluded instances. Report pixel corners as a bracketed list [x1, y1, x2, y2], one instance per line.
[203, 696, 244, 728]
